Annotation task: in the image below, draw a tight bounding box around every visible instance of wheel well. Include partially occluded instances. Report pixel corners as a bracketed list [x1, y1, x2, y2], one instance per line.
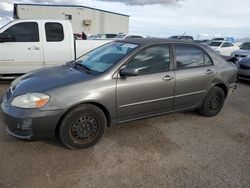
[214, 83, 228, 98]
[55, 102, 111, 139]
[88, 102, 111, 126]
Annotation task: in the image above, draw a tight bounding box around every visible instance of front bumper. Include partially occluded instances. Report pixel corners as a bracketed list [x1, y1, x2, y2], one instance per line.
[0, 98, 66, 140]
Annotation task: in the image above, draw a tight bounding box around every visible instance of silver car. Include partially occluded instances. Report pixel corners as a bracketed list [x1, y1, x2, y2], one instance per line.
[0, 38, 237, 149]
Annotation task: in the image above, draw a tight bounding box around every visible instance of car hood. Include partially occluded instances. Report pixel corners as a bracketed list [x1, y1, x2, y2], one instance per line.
[233, 49, 250, 56]
[10, 65, 94, 96]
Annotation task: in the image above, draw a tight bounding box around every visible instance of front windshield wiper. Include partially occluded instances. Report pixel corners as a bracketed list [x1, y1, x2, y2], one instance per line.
[74, 61, 92, 72]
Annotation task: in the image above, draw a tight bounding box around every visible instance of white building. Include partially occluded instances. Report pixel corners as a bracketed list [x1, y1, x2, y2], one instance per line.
[13, 3, 129, 36]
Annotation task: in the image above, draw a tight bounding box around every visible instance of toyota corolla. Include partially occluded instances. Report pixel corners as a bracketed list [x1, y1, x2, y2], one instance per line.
[0, 38, 237, 149]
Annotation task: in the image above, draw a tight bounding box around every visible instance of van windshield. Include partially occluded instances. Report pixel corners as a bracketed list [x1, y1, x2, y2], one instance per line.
[74, 42, 138, 74]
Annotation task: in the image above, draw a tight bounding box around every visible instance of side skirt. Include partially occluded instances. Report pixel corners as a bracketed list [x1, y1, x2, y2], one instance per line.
[117, 105, 198, 124]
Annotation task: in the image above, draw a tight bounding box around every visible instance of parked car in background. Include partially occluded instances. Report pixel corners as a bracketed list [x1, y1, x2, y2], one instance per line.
[207, 40, 239, 56]
[169, 35, 194, 41]
[0, 19, 110, 79]
[1, 38, 237, 149]
[237, 57, 250, 81]
[232, 42, 250, 60]
[194, 40, 209, 44]
[114, 34, 144, 39]
[91, 33, 118, 40]
[211, 37, 235, 43]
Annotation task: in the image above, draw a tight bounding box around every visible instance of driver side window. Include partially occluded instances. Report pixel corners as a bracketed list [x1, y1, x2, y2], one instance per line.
[125, 45, 170, 75]
[4, 22, 39, 42]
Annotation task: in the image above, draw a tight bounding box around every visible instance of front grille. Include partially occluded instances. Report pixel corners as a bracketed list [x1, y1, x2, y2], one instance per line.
[240, 64, 250, 69]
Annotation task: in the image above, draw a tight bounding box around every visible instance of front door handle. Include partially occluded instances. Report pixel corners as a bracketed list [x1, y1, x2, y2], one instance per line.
[163, 75, 174, 81]
[205, 69, 214, 75]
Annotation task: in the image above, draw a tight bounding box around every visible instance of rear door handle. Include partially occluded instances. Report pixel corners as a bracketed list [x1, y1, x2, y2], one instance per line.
[163, 75, 174, 81]
[205, 69, 214, 75]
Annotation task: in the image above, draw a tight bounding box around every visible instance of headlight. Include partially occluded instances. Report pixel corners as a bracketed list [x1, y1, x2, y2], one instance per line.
[11, 93, 50, 108]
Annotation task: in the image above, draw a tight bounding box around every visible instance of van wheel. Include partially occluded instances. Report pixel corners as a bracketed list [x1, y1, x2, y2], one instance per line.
[59, 104, 107, 149]
[199, 86, 225, 117]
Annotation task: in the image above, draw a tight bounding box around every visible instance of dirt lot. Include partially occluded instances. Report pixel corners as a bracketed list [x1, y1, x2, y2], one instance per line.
[0, 81, 249, 188]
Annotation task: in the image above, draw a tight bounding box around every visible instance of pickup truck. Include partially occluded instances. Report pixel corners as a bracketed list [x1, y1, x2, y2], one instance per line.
[0, 19, 110, 79]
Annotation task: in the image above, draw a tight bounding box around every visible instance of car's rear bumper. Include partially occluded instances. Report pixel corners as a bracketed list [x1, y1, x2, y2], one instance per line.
[0, 102, 66, 140]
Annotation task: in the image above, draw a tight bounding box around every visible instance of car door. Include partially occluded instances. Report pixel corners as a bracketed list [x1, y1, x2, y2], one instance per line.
[116, 44, 175, 122]
[0, 21, 44, 74]
[42, 22, 72, 67]
[174, 44, 215, 110]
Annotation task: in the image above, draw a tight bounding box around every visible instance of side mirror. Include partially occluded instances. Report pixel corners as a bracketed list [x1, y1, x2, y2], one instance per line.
[120, 67, 139, 77]
[0, 32, 15, 43]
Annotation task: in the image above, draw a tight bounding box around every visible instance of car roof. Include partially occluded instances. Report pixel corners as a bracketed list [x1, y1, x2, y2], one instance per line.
[116, 38, 217, 56]
[117, 38, 198, 46]
[14, 19, 71, 23]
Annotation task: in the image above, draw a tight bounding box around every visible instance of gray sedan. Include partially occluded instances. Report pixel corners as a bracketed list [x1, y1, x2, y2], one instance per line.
[0, 38, 237, 149]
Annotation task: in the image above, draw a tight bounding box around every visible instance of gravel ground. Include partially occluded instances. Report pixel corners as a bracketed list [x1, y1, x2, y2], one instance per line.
[0, 82, 249, 188]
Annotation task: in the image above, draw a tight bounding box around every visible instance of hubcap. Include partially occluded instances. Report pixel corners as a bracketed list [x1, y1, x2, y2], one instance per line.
[208, 93, 221, 110]
[71, 115, 98, 143]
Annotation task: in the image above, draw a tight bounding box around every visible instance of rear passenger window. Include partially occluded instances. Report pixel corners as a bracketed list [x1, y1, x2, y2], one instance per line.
[5, 22, 39, 42]
[125, 45, 171, 75]
[45, 22, 64, 42]
[175, 45, 212, 69]
[204, 54, 213, 66]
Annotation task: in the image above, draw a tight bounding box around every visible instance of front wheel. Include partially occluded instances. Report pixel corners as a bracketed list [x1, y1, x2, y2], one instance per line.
[59, 104, 107, 149]
[199, 86, 225, 117]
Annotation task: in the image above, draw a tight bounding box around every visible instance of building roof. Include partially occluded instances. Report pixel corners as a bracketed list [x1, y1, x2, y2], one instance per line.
[14, 3, 130, 17]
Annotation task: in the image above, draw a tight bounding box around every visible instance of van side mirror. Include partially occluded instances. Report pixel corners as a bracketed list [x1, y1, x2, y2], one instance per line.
[120, 67, 139, 77]
[0, 32, 15, 43]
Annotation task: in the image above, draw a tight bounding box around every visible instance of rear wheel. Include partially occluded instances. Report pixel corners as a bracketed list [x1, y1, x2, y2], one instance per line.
[199, 86, 225, 117]
[59, 104, 107, 149]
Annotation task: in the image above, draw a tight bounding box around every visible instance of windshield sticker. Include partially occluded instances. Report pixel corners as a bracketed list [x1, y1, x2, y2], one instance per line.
[122, 43, 138, 49]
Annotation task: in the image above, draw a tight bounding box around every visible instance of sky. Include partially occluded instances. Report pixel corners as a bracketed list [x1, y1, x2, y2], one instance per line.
[0, 0, 250, 39]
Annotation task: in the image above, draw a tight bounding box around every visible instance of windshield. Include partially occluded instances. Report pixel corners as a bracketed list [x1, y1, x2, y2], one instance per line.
[0, 21, 13, 31]
[240, 42, 250, 50]
[208, 41, 222, 47]
[169, 36, 180, 39]
[211, 38, 224, 41]
[74, 42, 138, 73]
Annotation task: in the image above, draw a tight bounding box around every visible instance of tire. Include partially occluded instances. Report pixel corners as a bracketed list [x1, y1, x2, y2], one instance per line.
[59, 104, 107, 149]
[199, 86, 225, 117]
